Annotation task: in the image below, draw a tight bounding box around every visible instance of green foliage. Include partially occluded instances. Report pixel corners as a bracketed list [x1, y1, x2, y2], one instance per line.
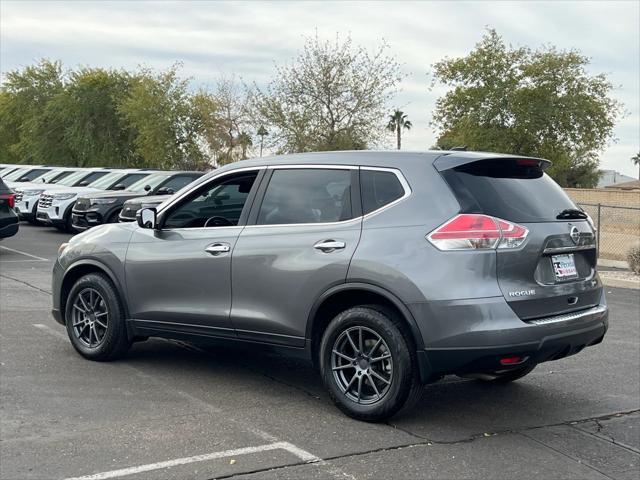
[431, 29, 623, 187]
[0, 59, 66, 164]
[118, 66, 208, 171]
[251, 34, 403, 153]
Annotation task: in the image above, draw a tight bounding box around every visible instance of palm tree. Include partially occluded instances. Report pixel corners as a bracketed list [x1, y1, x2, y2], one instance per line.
[257, 126, 268, 157]
[386, 110, 412, 150]
[237, 132, 252, 160]
[632, 152, 640, 179]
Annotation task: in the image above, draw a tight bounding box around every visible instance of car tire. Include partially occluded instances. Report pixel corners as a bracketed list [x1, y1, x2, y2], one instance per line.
[65, 273, 131, 361]
[473, 364, 537, 384]
[319, 306, 421, 422]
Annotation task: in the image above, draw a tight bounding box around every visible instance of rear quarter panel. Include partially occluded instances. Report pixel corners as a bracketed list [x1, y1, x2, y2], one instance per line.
[348, 159, 503, 304]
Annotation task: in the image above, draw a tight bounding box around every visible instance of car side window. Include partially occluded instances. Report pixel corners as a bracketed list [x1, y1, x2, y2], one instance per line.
[157, 175, 200, 193]
[257, 169, 353, 225]
[360, 169, 405, 215]
[164, 172, 258, 229]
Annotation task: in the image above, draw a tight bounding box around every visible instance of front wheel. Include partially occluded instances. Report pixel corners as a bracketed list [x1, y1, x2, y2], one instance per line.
[319, 306, 421, 422]
[64, 273, 131, 361]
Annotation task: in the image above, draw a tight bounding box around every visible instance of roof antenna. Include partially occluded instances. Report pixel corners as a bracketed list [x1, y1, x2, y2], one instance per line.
[450, 146, 468, 151]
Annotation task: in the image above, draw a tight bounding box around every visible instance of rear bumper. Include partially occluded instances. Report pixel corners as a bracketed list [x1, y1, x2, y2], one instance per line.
[0, 216, 19, 238]
[410, 294, 608, 382]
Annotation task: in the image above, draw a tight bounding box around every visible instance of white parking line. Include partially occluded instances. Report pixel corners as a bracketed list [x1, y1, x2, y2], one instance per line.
[63, 442, 320, 480]
[0, 245, 48, 261]
[32, 325, 348, 479]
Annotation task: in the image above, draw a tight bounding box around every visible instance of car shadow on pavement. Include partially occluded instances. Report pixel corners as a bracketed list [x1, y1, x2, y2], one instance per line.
[121, 337, 614, 442]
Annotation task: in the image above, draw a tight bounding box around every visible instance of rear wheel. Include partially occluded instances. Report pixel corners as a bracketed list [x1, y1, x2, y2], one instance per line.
[65, 273, 131, 361]
[319, 306, 421, 422]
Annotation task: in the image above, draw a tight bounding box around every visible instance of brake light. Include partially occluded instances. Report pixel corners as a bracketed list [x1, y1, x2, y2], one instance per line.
[427, 214, 528, 251]
[516, 159, 540, 167]
[0, 193, 15, 209]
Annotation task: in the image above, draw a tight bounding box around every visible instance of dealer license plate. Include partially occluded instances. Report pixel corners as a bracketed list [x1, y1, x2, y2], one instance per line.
[552, 253, 579, 280]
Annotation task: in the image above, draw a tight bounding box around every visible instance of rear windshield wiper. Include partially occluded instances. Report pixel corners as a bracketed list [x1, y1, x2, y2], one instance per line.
[556, 208, 588, 220]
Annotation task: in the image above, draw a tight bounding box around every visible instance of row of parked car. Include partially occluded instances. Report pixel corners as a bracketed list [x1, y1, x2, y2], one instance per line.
[0, 164, 205, 238]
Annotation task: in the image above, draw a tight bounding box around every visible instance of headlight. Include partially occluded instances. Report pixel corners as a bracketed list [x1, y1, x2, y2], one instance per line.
[22, 189, 45, 195]
[90, 198, 117, 205]
[52, 193, 77, 200]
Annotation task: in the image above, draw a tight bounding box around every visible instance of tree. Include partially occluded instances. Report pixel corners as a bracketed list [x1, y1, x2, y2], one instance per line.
[632, 152, 640, 179]
[386, 110, 412, 150]
[118, 65, 209, 170]
[42, 68, 139, 167]
[236, 131, 252, 159]
[251, 34, 403, 153]
[0, 60, 66, 164]
[431, 29, 623, 187]
[257, 125, 268, 157]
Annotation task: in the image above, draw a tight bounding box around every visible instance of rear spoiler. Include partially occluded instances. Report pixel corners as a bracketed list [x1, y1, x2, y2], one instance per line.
[433, 153, 552, 172]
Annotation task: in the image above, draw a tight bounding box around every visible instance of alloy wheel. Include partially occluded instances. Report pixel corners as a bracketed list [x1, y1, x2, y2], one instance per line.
[71, 288, 109, 348]
[331, 326, 393, 404]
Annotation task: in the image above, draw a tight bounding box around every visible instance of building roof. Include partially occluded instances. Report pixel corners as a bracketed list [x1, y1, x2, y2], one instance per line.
[604, 179, 640, 190]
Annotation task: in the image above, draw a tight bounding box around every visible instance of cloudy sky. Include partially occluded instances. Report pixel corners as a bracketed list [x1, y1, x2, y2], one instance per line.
[1, 0, 638, 177]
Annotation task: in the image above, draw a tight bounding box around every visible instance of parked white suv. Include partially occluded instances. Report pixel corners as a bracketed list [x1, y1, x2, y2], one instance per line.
[36, 170, 154, 231]
[12, 168, 86, 223]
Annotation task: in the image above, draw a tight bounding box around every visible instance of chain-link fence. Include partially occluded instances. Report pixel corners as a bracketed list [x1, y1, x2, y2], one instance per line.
[579, 203, 640, 262]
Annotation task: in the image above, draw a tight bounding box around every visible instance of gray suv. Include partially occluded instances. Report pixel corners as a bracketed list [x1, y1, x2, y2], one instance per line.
[52, 151, 608, 421]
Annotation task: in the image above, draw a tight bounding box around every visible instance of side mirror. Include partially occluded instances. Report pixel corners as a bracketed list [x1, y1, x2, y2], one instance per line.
[112, 183, 126, 191]
[78, 180, 90, 186]
[136, 207, 157, 230]
[144, 184, 151, 192]
[155, 187, 174, 195]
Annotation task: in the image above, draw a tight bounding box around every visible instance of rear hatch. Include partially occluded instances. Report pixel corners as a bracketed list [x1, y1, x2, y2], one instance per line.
[437, 155, 601, 321]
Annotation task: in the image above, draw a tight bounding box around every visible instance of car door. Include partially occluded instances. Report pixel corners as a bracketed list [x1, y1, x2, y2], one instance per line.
[230, 166, 362, 346]
[125, 169, 263, 338]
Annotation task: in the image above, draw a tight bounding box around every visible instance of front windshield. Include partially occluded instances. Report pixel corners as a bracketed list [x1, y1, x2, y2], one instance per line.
[3, 168, 29, 181]
[34, 169, 74, 184]
[128, 173, 170, 193]
[86, 171, 125, 189]
[56, 170, 90, 186]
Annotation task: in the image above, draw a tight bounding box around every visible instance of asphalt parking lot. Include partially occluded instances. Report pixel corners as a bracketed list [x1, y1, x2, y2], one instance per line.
[1, 224, 639, 480]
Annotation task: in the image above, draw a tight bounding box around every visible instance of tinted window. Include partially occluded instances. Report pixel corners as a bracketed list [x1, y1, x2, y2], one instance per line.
[441, 160, 578, 223]
[11, 168, 50, 181]
[258, 169, 352, 225]
[157, 174, 200, 193]
[164, 172, 257, 229]
[361, 170, 404, 214]
[82, 171, 110, 186]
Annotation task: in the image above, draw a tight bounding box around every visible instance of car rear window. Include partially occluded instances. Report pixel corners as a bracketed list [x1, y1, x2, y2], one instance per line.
[441, 159, 578, 223]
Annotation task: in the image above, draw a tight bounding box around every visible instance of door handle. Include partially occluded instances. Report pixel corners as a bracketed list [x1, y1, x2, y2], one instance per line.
[205, 243, 231, 255]
[314, 240, 346, 252]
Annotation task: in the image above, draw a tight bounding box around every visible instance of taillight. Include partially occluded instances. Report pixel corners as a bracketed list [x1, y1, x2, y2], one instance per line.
[427, 214, 528, 251]
[0, 193, 15, 209]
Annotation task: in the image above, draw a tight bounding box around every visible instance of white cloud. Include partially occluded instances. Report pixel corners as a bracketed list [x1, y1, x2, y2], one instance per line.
[1, 0, 638, 176]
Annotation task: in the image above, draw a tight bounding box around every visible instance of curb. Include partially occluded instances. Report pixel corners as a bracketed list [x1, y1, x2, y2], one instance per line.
[601, 276, 640, 290]
[598, 259, 630, 269]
